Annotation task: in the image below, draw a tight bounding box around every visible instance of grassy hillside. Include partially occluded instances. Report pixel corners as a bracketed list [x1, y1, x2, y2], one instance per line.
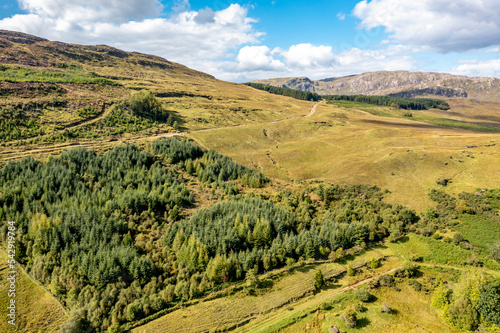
[1, 30, 499, 333]
[190, 101, 500, 211]
[0, 252, 67, 332]
[0, 30, 312, 163]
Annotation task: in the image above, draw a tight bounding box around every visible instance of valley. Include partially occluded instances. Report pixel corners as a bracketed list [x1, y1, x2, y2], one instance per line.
[0, 30, 499, 333]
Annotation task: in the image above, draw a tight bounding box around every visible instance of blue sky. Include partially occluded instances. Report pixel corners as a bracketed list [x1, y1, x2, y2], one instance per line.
[1, 0, 500, 82]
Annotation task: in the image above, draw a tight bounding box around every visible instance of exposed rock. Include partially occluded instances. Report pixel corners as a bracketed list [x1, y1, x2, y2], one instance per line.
[251, 70, 500, 102]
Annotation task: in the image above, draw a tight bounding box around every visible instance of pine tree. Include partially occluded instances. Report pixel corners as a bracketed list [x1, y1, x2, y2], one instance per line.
[314, 269, 325, 290]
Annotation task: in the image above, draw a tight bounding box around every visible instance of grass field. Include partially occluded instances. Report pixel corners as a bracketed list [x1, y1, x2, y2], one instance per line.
[132, 251, 396, 333]
[456, 214, 500, 251]
[387, 234, 473, 265]
[281, 283, 456, 333]
[190, 101, 500, 211]
[0, 252, 67, 333]
[134, 234, 497, 333]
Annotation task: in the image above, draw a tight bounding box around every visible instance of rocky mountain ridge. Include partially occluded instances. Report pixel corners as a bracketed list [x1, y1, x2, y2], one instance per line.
[251, 71, 500, 101]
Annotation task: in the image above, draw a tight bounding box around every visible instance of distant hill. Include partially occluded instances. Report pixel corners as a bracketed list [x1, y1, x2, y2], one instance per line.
[251, 71, 500, 101]
[0, 29, 312, 146]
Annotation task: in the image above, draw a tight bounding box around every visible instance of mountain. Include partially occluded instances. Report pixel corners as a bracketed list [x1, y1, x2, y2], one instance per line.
[0, 30, 312, 151]
[1, 30, 500, 333]
[251, 70, 500, 101]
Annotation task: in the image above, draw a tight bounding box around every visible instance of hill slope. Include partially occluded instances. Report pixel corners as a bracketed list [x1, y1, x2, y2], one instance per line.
[0, 30, 312, 145]
[1, 30, 499, 333]
[251, 71, 500, 101]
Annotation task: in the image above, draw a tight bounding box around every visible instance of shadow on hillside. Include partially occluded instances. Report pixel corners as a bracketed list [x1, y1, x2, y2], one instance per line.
[393, 236, 410, 244]
[296, 265, 315, 274]
[356, 317, 371, 328]
[323, 283, 342, 291]
[166, 109, 188, 131]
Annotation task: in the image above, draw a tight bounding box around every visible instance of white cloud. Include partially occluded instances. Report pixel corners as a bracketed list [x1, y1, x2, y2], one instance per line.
[453, 59, 500, 77]
[0, 2, 261, 67]
[18, 0, 163, 23]
[0, 0, 427, 82]
[337, 12, 346, 21]
[210, 43, 416, 82]
[353, 0, 500, 52]
[282, 43, 336, 68]
[236, 46, 285, 71]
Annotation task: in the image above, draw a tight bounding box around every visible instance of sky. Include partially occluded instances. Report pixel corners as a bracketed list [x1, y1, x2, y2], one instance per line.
[1, 0, 500, 82]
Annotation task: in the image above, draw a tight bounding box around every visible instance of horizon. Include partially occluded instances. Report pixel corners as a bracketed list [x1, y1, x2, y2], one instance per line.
[1, 1, 500, 82]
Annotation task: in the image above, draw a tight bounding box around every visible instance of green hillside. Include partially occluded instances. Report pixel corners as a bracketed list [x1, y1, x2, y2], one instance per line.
[0, 30, 499, 333]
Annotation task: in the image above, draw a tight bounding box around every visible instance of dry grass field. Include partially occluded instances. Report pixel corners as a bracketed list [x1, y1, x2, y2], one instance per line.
[0, 252, 67, 333]
[190, 100, 500, 211]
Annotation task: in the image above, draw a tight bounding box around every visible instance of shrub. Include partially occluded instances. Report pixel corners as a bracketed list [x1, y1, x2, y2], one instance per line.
[368, 279, 380, 289]
[286, 257, 296, 266]
[448, 297, 480, 331]
[355, 289, 373, 302]
[77, 106, 100, 118]
[369, 257, 379, 269]
[320, 302, 331, 310]
[354, 302, 366, 312]
[453, 233, 465, 245]
[408, 279, 422, 291]
[490, 242, 500, 262]
[478, 282, 500, 326]
[341, 306, 357, 328]
[394, 262, 419, 279]
[378, 275, 395, 287]
[346, 265, 355, 276]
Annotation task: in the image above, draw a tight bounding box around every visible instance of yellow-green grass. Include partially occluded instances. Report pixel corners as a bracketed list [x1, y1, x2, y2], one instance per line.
[387, 234, 500, 272]
[0, 252, 67, 333]
[190, 101, 500, 212]
[455, 214, 500, 251]
[132, 251, 394, 333]
[234, 259, 402, 333]
[387, 234, 472, 265]
[281, 282, 456, 333]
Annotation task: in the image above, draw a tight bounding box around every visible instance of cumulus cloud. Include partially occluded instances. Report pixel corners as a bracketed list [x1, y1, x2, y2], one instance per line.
[282, 43, 336, 68]
[337, 12, 346, 21]
[353, 0, 500, 52]
[453, 59, 500, 77]
[0, 0, 422, 81]
[236, 46, 285, 71]
[211, 43, 416, 82]
[194, 7, 215, 24]
[0, 1, 261, 67]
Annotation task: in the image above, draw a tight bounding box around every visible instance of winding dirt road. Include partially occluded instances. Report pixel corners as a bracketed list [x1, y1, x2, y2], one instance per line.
[1, 101, 321, 162]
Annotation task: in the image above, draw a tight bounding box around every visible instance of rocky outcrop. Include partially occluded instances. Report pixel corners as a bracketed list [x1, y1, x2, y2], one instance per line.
[388, 87, 467, 98]
[251, 70, 500, 101]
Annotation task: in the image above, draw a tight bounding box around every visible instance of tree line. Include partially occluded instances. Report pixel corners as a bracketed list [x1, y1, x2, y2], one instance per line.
[245, 83, 322, 101]
[325, 95, 450, 110]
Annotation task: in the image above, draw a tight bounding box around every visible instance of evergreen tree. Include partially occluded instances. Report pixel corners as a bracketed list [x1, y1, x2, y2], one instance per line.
[314, 269, 325, 290]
